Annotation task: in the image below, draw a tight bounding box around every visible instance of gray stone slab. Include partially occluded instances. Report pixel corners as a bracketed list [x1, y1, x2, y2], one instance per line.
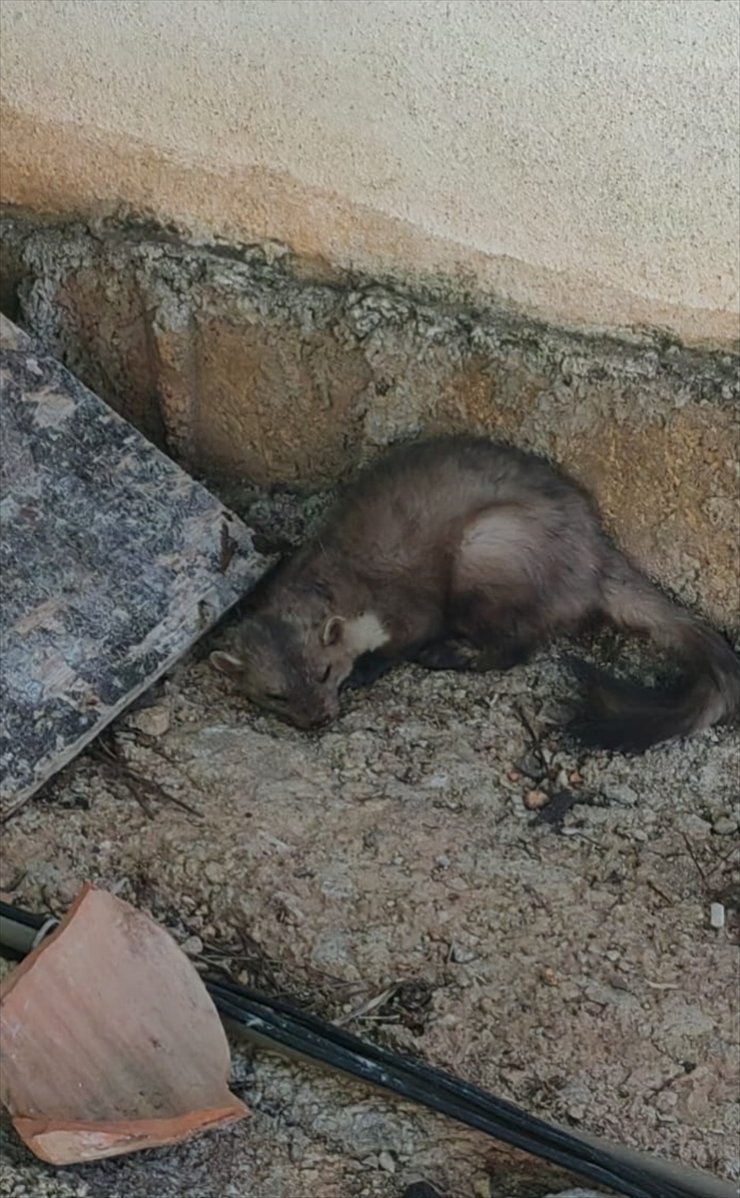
[0, 316, 264, 818]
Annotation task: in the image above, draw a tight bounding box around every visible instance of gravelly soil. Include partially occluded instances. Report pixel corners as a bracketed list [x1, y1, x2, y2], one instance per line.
[1, 491, 738, 1198]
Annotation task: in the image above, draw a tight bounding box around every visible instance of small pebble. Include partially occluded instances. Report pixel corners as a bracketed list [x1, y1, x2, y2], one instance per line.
[181, 935, 203, 957]
[606, 783, 638, 806]
[713, 816, 738, 836]
[56, 876, 83, 907]
[524, 789, 550, 810]
[378, 1150, 396, 1173]
[517, 752, 544, 779]
[681, 814, 712, 839]
[450, 943, 477, 964]
[710, 903, 726, 930]
[127, 704, 170, 738]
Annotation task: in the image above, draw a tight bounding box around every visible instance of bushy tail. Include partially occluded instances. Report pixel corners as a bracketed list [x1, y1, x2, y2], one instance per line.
[570, 553, 740, 752]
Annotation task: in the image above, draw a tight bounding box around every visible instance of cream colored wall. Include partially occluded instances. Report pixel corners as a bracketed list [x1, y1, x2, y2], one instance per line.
[1, 0, 739, 345]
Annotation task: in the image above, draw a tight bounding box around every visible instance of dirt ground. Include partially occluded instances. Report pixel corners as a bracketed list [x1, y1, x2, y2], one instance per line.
[1, 492, 738, 1198]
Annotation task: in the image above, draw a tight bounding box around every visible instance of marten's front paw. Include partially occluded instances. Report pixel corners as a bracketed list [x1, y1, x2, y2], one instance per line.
[343, 651, 397, 689]
[479, 640, 534, 671]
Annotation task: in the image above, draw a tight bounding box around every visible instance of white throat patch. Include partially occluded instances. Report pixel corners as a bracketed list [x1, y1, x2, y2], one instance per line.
[343, 611, 390, 655]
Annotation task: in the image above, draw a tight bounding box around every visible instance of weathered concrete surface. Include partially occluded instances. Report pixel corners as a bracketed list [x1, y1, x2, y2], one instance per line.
[1, 212, 738, 628]
[1, 601, 738, 1195]
[0, 316, 265, 816]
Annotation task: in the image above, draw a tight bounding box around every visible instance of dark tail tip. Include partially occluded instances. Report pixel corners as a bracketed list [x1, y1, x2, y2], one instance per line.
[565, 659, 697, 753]
[568, 712, 666, 754]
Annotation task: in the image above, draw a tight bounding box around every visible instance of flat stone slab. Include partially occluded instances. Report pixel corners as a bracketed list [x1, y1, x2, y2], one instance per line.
[0, 316, 264, 818]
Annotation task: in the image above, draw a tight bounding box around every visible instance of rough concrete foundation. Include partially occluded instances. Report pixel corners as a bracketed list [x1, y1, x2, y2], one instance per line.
[1, 211, 738, 627]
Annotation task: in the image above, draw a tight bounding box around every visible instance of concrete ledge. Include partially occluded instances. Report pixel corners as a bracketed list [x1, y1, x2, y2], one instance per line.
[1, 211, 738, 627]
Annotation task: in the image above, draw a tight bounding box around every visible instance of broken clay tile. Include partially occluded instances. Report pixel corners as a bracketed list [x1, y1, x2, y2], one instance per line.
[0, 884, 248, 1164]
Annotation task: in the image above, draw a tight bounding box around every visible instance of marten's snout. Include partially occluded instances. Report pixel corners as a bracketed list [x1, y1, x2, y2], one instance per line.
[286, 693, 339, 730]
[313, 697, 341, 727]
[291, 708, 334, 731]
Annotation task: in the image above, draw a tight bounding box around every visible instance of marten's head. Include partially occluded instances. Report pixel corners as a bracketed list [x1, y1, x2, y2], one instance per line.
[210, 608, 359, 729]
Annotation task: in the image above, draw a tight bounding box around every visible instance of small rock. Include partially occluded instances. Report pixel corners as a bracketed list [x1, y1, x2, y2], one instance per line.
[56, 876, 83, 907]
[450, 943, 477, 964]
[378, 1150, 396, 1173]
[710, 902, 726, 930]
[204, 861, 224, 884]
[128, 704, 170, 738]
[311, 930, 359, 978]
[181, 935, 203, 958]
[524, 789, 550, 810]
[681, 814, 712, 839]
[713, 815, 738, 836]
[517, 752, 544, 779]
[541, 966, 559, 986]
[606, 783, 638, 806]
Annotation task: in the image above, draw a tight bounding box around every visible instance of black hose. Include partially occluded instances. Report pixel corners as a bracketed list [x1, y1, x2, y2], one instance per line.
[210, 984, 659, 1198]
[206, 978, 728, 1198]
[0, 901, 57, 957]
[0, 901, 733, 1198]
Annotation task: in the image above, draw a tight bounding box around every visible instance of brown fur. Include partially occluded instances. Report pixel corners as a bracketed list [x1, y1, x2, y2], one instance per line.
[212, 435, 740, 750]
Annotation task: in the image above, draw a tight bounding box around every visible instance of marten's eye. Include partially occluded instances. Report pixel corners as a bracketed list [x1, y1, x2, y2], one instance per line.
[320, 665, 331, 683]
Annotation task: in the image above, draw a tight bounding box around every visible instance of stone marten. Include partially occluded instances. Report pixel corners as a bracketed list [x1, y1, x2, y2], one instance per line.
[211, 435, 740, 751]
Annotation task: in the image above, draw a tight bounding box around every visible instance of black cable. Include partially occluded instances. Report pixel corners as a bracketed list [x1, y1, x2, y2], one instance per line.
[207, 979, 701, 1198]
[209, 985, 658, 1198]
[1, 901, 733, 1198]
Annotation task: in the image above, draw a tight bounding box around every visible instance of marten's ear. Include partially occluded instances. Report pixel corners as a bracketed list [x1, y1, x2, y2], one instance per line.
[210, 650, 246, 679]
[321, 615, 345, 647]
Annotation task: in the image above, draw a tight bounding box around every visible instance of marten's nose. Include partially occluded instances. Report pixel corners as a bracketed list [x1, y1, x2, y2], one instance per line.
[310, 700, 340, 728]
[295, 708, 330, 730]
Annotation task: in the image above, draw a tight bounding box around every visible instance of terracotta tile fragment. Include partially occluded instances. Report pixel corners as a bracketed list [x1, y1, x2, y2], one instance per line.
[0, 884, 248, 1164]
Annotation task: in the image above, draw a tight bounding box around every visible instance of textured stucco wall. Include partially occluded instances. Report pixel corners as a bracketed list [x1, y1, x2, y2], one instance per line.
[1, 0, 739, 346]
